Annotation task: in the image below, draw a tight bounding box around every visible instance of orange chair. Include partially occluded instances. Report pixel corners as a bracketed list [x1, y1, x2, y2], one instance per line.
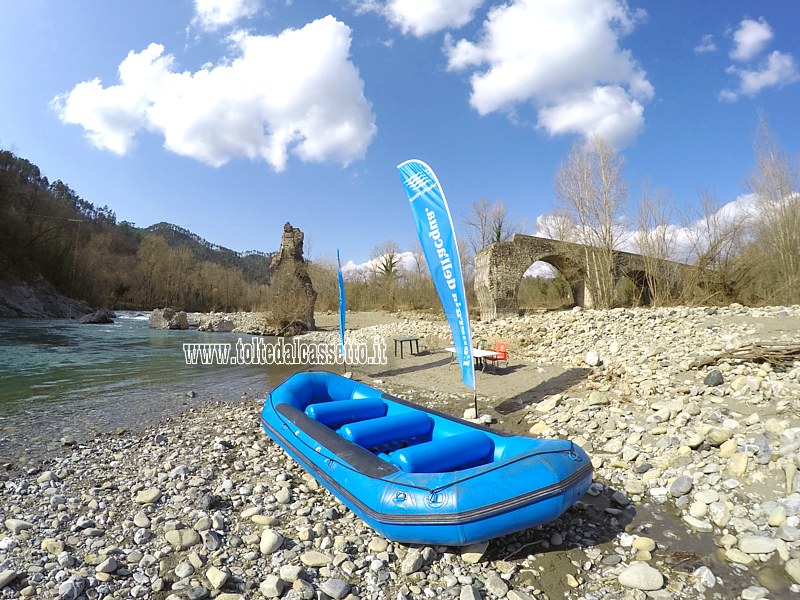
[485, 341, 509, 371]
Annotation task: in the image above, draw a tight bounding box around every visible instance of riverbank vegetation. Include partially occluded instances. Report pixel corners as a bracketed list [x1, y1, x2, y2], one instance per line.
[1, 114, 797, 315]
[0, 150, 271, 311]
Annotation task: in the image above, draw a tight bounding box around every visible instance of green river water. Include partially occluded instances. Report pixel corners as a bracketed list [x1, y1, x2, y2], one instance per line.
[0, 312, 297, 469]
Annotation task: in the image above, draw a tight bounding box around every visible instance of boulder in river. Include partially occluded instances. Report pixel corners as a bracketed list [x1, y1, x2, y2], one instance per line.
[148, 308, 189, 330]
[195, 313, 234, 332]
[78, 308, 115, 324]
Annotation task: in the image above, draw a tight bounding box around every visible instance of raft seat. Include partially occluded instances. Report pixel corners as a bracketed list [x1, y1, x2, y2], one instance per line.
[337, 412, 432, 449]
[305, 398, 387, 427]
[388, 431, 493, 473]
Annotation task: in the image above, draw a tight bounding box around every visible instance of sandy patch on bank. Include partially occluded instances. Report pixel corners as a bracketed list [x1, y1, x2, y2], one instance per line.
[313, 310, 590, 433]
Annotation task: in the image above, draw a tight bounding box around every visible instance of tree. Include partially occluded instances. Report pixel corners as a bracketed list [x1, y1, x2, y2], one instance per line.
[136, 236, 170, 306]
[554, 135, 629, 308]
[634, 184, 679, 305]
[267, 263, 313, 331]
[409, 239, 426, 278]
[680, 190, 752, 303]
[746, 115, 800, 303]
[307, 256, 339, 312]
[463, 198, 524, 257]
[535, 208, 578, 243]
[370, 240, 402, 311]
[405, 239, 437, 309]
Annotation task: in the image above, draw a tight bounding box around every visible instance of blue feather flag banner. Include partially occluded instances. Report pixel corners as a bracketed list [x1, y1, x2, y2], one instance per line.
[396, 159, 475, 390]
[337, 249, 346, 357]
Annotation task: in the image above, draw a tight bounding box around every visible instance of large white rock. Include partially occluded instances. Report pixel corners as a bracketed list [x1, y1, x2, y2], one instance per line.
[4, 519, 33, 534]
[618, 562, 664, 591]
[259, 575, 284, 598]
[460, 541, 489, 564]
[134, 488, 162, 505]
[164, 528, 201, 551]
[206, 566, 230, 590]
[585, 350, 601, 366]
[259, 529, 283, 555]
[738, 536, 777, 555]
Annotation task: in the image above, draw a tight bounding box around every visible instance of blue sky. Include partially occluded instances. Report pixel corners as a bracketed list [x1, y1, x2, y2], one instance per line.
[1, 1, 799, 269]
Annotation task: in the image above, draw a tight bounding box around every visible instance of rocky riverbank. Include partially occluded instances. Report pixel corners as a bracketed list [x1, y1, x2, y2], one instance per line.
[0, 280, 91, 319]
[309, 304, 800, 598]
[190, 312, 307, 337]
[1, 305, 799, 599]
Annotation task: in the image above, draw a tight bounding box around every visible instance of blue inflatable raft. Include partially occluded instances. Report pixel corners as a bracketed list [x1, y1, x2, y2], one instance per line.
[260, 371, 592, 545]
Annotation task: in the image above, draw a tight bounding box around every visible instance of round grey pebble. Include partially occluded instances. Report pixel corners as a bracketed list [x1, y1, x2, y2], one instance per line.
[703, 369, 724, 386]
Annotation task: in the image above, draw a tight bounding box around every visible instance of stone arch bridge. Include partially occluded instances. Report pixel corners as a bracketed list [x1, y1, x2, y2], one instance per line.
[474, 234, 693, 320]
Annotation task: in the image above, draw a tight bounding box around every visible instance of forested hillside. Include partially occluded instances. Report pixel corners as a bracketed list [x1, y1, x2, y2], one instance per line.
[0, 150, 273, 311]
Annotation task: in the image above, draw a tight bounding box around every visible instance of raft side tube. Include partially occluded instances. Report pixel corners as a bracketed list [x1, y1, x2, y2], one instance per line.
[271, 372, 384, 412]
[305, 398, 387, 427]
[388, 431, 494, 473]
[337, 412, 433, 448]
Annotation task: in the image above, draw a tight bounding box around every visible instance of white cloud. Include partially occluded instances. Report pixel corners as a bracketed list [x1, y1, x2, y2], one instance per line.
[730, 17, 773, 62]
[52, 16, 377, 171]
[537, 86, 644, 149]
[722, 50, 800, 101]
[354, 0, 483, 36]
[720, 16, 798, 101]
[193, 0, 261, 31]
[446, 0, 652, 148]
[694, 33, 716, 54]
[341, 251, 420, 279]
[388, 0, 484, 37]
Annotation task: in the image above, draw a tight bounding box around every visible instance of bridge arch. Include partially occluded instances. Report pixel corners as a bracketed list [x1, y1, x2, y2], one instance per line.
[473, 234, 685, 320]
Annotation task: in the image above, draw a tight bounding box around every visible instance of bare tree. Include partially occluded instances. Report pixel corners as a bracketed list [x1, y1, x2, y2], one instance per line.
[634, 184, 678, 305]
[306, 256, 339, 312]
[554, 135, 629, 308]
[746, 115, 800, 303]
[463, 198, 524, 257]
[404, 239, 437, 309]
[680, 189, 752, 303]
[535, 208, 578, 242]
[267, 264, 313, 331]
[409, 239, 426, 278]
[371, 240, 401, 278]
[370, 240, 402, 311]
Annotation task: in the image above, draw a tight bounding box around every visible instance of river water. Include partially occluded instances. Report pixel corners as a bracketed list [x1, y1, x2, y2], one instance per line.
[0, 312, 299, 470]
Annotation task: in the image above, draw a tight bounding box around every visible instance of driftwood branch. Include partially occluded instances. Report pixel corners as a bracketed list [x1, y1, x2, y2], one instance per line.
[691, 343, 800, 369]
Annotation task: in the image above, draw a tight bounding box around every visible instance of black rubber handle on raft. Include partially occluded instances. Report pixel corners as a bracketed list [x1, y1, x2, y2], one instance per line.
[275, 403, 399, 478]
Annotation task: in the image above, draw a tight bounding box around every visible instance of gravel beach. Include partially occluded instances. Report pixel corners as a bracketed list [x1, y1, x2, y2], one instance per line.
[2, 305, 800, 599]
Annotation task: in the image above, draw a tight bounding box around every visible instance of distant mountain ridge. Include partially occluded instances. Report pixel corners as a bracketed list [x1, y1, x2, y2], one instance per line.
[144, 222, 274, 284]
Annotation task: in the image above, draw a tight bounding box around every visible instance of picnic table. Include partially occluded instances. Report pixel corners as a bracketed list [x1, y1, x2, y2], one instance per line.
[444, 347, 500, 372]
[393, 336, 421, 358]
